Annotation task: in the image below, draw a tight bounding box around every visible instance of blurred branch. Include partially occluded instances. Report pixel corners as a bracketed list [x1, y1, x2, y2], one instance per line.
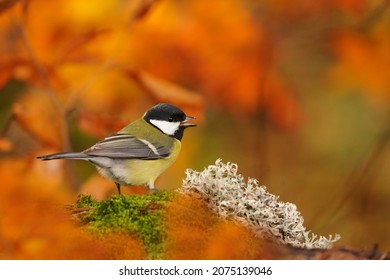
[63, 63, 116, 116]
[281, 244, 390, 260]
[319, 110, 390, 229]
[13, 19, 59, 107]
[0, 114, 13, 137]
[125, 69, 204, 108]
[129, 0, 161, 23]
[12, 16, 78, 190]
[0, 216, 13, 256]
[63, 0, 163, 112]
[253, 21, 276, 180]
[0, 0, 23, 14]
[357, 0, 390, 32]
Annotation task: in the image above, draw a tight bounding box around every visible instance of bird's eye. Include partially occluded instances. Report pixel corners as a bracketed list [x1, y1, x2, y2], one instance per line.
[168, 117, 174, 122]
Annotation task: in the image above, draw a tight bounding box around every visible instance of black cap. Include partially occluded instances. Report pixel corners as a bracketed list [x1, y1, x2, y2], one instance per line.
[144, 103, 187, 123]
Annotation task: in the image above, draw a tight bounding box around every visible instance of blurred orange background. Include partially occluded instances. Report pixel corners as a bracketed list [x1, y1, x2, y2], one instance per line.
[0, 0, 389, 258]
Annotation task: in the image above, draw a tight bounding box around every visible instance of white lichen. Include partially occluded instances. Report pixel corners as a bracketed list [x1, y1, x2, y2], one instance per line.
[179, 159, 340, 249]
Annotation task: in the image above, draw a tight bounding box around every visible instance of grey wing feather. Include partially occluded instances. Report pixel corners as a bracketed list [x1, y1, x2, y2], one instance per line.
[83, 134, 171, 159]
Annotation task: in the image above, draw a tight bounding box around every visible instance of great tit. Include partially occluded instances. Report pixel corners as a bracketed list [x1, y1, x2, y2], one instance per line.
[37, 103, 196, 194]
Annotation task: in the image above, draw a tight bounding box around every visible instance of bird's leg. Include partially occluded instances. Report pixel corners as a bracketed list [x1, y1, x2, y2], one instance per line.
[115, 182, 121, 195]
[147, 183, 160, 193]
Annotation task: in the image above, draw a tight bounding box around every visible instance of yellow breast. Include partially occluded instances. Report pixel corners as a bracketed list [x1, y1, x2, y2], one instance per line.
[109, 140, 181, 187]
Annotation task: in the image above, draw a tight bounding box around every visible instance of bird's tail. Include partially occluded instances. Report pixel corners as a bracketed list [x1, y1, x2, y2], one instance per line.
[37, 152, 92, 161]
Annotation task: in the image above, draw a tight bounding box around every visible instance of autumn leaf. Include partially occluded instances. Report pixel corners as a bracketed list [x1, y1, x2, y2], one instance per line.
[131, 0, 161, 22]
[329, 30, 390, 100]
[126, 70, 205, 121]
[76, 110, 126, 138]
[127, 0, 302, 127]
[264, 76, 301, 132]
[0, 177, 104, 259]
[0, 66, 12, 89]
[0, 0, 21, 14]
[12, 88, 64, 149]
[0, 137, 13, 151]
[335, 0, 365, 14]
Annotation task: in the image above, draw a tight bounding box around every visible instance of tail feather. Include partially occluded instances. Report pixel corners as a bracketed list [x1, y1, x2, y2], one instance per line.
[37, 152, 92, 161]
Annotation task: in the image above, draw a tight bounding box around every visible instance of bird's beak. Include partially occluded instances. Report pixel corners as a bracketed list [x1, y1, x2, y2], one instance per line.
[180, 116, 196, 128]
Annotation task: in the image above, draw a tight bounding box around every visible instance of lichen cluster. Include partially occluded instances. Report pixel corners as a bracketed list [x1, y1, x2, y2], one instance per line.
[180, 159, 340, 249]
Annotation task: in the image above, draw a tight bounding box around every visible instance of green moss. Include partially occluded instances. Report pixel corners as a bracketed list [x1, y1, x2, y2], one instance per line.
[75, 194, 98, 208]
[74, 192, 174, 259]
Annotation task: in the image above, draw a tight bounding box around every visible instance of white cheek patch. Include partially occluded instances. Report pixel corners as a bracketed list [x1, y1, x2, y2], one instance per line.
[150, 119, 180, 136]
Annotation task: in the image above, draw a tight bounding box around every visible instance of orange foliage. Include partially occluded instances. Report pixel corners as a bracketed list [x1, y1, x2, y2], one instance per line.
[0, 0, 305, 132]
[165, 195, 215, 259]
[264, 77, 301, 131]
[77, 110, 127, 138]
[12, 89, 64, 149]
[125, 0, 304, 130]
[130, 1, 278, 114]
[1, 0, 204, 137]
[0, 154, 147, 259]
[1, 0, 388, 259]
[165, 194, 277, 259]
[0, 66, 11, 89]
[329, 30, 390, 101]
[267, 0, 366, 18]
[0, 157, 103, 259]
[125, 70, 205, 121]
[205, 221, 263, 260]
[0, 154, 68, 196]
[95, 232, 147, 260]
[0, 137, 12, 151]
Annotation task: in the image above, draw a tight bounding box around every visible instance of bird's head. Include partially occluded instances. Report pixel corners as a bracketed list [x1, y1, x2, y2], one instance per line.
[144, 103, 196, 140]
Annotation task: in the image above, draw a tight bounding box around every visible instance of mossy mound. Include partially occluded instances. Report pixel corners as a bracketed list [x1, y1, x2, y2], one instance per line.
[73, 192, 174, 259]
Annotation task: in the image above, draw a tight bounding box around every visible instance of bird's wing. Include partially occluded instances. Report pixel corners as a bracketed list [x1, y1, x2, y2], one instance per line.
[83, 133, 171, 159]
